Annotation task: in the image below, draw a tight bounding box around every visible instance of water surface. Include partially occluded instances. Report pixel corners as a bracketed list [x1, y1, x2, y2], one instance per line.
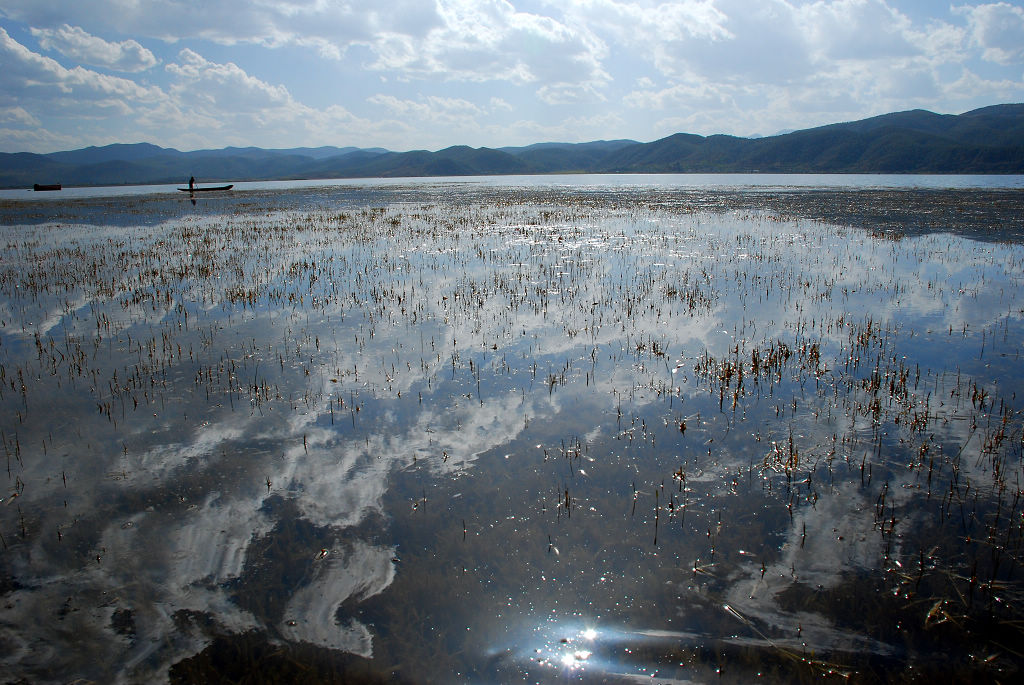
[2, 172, 1023, 203]
[1, 179, 1023, 683]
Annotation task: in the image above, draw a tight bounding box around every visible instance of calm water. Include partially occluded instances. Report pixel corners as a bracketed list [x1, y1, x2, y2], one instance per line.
[2, 172, 1024, 202]
[1, 178, 1023, 683]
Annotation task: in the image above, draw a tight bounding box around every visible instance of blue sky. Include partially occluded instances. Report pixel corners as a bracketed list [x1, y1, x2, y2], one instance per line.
[1, 0, 1023, 153]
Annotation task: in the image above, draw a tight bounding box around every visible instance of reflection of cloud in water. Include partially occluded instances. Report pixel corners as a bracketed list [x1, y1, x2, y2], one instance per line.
[31, 356, 549, 676]
[723, 483, 893, 657]
[0, 543, 259, 685]
[275, 381, 551, 529]
[277, 432, 391, 529]
[279, 540, 395, 655]
[165, 492, 272, 588]
[129, 418, 253, 480]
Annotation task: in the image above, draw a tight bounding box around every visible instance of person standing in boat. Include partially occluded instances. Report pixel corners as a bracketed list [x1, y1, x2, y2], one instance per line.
[188, 176, 195, 191]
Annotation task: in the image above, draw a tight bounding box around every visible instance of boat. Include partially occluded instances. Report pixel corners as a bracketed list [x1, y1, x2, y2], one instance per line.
[33, 183, 61, 191]
[178, 184, 234, 192]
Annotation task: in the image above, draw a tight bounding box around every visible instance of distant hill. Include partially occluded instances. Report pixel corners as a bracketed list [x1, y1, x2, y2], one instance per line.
[602, 105, 1024, 173]
[0, 145, 393, 188]
[2, 105, 1022, 188]
[499, 140, 639, 173]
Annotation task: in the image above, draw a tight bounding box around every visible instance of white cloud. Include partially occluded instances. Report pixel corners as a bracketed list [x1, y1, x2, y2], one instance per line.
[158, 48, 424, 150]
[608, 0, 1024, 138]
[31, 24, 157, 72]
[940, 66, 1024, 100]
[536, 81, 607, 104]
[3, 0, 610, 89]
[624, 80, 733, 111]
[0, 28, 412, 152]
[0, 125, 74, 151]
[366, 0, 610, 91]
[1, 0, 362, 47]
[796, 0, 918, 61]
[368, 94, 485, 120]
[367, 94, 532, 148]
[909, 19, 968, 65]
[0, 27, 163, 113]
[500, 110, 629, 144]
[0, 106, 40, 126]
[557, 0, 732, 44]
[0, 0, 1023, 151]
[957, 1, 1024, 65]
[166, 48, 292, 111]
[572, 0, 811, 84]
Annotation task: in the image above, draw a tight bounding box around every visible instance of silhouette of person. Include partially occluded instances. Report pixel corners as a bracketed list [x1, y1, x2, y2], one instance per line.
[189, 176, 195, 191]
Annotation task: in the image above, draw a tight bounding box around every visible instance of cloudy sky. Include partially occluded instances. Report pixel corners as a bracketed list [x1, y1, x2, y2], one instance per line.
[1, 0, 1023, 153]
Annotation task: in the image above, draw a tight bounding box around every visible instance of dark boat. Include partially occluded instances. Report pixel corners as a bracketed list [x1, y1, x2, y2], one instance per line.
[178, 184, 234, 192]
[33, 183, 61, 191]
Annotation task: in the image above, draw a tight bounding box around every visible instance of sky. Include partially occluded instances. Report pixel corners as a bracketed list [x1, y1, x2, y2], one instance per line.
[1, 0, 1023, 154]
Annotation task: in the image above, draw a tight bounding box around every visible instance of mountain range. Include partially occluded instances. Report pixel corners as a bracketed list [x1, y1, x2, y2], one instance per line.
[3, 104, 1023, 188]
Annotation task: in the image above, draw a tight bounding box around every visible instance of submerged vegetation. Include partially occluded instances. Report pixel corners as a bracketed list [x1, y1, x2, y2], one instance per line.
[0, 182, 1022, 683]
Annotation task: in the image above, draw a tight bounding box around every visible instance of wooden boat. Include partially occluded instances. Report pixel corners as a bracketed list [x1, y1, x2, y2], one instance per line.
[33, 183, 61, 191]
[178, 184, 234, 192]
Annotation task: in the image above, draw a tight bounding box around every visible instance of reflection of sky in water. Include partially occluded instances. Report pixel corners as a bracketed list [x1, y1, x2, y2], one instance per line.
[0, 188, 1022, 683]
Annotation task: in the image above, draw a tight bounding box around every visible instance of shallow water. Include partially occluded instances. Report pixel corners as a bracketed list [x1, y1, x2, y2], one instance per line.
[1, 181, 1023, 683]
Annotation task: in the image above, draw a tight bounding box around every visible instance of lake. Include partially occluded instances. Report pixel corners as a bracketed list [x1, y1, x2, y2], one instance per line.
[2, 172, 1024, 203]
[1, 176, 1023, 683]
